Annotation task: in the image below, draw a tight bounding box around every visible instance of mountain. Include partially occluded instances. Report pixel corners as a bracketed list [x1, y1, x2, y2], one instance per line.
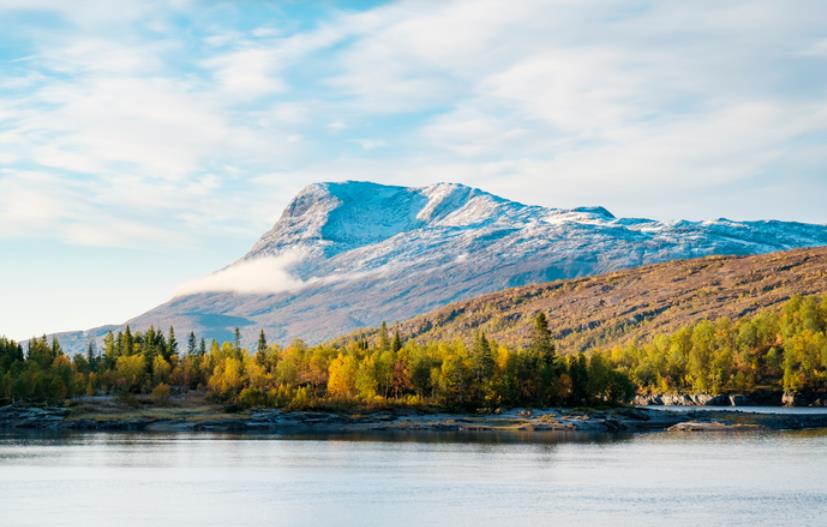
[53, 181, 827, 352]
[352, 246, 827, 353]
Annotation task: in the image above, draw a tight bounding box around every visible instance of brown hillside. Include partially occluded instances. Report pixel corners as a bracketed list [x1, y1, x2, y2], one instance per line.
[375, 247, 827, 353]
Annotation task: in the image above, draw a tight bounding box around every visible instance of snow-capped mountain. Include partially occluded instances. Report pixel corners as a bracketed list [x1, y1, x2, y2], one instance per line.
[57, 181, 827, 350]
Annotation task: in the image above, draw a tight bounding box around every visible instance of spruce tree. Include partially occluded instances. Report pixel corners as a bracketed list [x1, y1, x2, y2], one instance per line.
[198, 337, 206, 357]
[124, 326, 134, 356]
[187, 332, 196, 356]
[51, 336, 63, 358]
[531, 312, 556, 366]
[86, 341, 98, 372]
[166, 326, 178, 361]
[103, 331, 116, 368]
[471, 331, 494, 382]
[391, 329, 402, 353]
[256, 330, 268, 366]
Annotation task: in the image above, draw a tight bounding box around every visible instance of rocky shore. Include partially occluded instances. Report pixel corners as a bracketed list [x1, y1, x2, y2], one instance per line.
[634, 390, 827, 407]
[2, 400, 827, 435]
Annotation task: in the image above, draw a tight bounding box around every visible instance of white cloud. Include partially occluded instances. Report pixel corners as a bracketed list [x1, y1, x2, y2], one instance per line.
[173, 250, 309, 296]
[204, 47, 286, 98]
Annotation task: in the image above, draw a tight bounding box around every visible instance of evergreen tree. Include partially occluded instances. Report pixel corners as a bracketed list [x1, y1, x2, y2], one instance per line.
[470, 331, 495, 404]
[102, 330, 116, 369]
[86, 340, 98, 372]
[51, 336, 63, 358]
[470, 331, 495, 384]
[123, 326, 134, 356]
[187, 331, 197, 356]
[531, 312, 556, 366]
[391, 329, 402, 353]
[165, 326, 178, 361]
[569, 354, 590, 405]
[256, 329, 268, 366]
[199, 337, 206, 357]
[234, 327, 241, 352]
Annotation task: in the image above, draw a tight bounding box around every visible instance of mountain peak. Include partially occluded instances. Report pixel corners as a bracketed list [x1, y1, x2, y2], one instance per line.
[572, 206, 615, 219]
[248, 181, 516, 258]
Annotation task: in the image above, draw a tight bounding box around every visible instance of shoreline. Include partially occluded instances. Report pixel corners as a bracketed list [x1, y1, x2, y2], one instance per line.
[3, 399, 827, 435]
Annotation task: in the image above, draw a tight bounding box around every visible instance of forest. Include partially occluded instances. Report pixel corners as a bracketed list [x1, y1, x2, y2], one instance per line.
[604, 294, 827, 395]
[0, 313, 632, 409]
[1, 294, 826, 409]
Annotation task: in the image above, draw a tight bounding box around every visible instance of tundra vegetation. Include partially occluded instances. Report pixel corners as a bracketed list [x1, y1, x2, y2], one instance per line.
[0, 295, 825, 410]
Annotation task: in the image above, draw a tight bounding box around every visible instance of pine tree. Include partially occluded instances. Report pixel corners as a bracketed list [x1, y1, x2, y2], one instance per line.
[391, 329, 402, 353]
[234, 327, 241, 352]
[470, 331, 495, 405]
[124, 326, 134, 356]
[199, 337, 206, 357]
[255, 329, 268, 366]
[103, 331, 116, 368]
[187, 331, 197, 356]
[51, 336, 63, 358]
[86, 341, 98, 372]
[166, 326, 178, 361]
[531, 312, 556, 366]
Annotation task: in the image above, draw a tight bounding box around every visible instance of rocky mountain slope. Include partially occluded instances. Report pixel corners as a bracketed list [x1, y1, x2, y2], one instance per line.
[53, 181, 827, 351]
[353, 247, 827, 353]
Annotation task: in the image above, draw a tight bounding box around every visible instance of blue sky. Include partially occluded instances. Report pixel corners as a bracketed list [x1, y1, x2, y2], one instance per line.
[1, 0, 826, 339]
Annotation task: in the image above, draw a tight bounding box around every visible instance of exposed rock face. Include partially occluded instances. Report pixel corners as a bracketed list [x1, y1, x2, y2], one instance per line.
[637, 391, 827, 407]
[783, 391, 827, 407]
[51, 181, 827, 352]
[634, 394, 730, 406]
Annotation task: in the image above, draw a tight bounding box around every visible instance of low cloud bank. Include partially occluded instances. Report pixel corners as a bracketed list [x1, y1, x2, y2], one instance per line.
[173, 249, 310, 296]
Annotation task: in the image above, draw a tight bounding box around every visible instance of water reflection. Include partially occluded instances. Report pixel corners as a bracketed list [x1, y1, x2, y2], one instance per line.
[0, 429, 825, 527]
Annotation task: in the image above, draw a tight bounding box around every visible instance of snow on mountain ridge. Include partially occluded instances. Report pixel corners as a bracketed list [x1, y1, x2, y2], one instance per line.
[247, 180, 584, 260]
[240, 180, 827, 295]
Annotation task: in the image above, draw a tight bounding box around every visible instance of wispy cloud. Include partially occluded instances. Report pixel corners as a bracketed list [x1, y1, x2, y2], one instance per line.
[173, 249, 308, 296]
[2, 0, 827, 339]
[1, 0, 826, 259]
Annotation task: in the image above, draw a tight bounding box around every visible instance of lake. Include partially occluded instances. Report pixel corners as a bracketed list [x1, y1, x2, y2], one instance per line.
[1, 429, 826, 526]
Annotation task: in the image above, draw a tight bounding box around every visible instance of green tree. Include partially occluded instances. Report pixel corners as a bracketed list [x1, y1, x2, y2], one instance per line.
[165, 326, 178, 362]
[531, 312, 556, 366]
[391, 329, 402, 353]
[256, 329, 268, 364]
[470, 331, 495, 404]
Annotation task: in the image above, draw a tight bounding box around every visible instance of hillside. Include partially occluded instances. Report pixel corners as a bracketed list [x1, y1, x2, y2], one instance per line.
[51, 181, 827, 352]
[371, 247, 827, 353]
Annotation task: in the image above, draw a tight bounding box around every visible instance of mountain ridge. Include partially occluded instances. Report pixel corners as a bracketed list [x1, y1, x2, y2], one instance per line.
[46, 180, 827, 352]
[350, 246, 827, 353]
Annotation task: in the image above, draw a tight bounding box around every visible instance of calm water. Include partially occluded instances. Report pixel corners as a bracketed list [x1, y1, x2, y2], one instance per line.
[1, 430, 826, 527]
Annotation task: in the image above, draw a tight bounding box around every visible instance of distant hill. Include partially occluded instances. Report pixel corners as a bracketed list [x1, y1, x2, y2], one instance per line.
[51, 181, 827, 352]
[365, 247, 827, 353]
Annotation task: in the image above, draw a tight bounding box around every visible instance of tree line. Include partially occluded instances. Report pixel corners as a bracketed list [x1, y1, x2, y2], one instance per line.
[601, 294, 827, 395]
[0, 314, 633, 409]
[4, 294, 823, 409]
